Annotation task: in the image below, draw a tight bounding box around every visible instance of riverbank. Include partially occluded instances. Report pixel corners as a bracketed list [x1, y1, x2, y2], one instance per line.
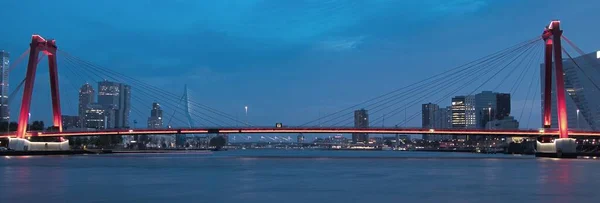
[0, 150, 95, 156]
[0, 149, 213, 156]
[106, 149, 212, 154]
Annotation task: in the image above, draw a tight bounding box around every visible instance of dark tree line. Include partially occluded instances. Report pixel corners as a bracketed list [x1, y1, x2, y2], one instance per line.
[0, 121, 46, 132]
[68, 135, 123, 148]
[209, 135, 227, 150]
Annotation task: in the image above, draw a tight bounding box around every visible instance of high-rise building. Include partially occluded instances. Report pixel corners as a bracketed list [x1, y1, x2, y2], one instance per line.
[118, 84, 131, 128]
[473, 91, 512, 130]
[451, 96, 476, 128]
[98, 80, 130, 128]
[451, 96, 476, 140]
[147, 102, 163, 129]
[435, 107, 451, 129]
[474, 91, 497, 129]
[433, 107, 453, 141]
[422, 103, 438, 141]
[496, 93, 511, 120]
[466, 95, 476, 128]
[540, 51, 600, 130]
[78, 83, 95, 123]
[352, 109, 369, 143]
[0, 51, 9, 122]
[422, 103, 452, 141]
[83, 103, 115, 129]
[451, 96, 466, 129]
[421, 103, 439, 128]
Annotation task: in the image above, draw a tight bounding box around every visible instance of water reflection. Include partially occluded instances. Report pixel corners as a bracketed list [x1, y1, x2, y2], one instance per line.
[1, 152, 599, 203]
[14, 164, 31, 195]
[537, 159, 575, 203]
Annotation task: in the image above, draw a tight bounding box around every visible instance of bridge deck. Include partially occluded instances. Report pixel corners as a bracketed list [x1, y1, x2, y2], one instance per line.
[2, 127, 600, 138]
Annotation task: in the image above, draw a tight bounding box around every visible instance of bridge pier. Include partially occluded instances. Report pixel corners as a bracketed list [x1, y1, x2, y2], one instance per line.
[535, 138, 578, 158]
[7, 138, 70, 151]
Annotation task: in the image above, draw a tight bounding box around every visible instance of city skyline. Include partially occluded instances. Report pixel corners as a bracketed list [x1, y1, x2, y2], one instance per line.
[0, 1, 599, 129]
[2, 3, 600, 203]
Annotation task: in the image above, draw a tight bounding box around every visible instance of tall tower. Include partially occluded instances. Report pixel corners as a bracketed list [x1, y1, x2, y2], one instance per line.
[352, 109, 369, 143]
[421, 103, 439, 141]
[147, 102, 163, 128]
[421, 103, 439, 129]
[97, 80, 130, 128]
[118, 84, 131, 128]
[78, 83, 95, 123]
[0, 51, 9, 122]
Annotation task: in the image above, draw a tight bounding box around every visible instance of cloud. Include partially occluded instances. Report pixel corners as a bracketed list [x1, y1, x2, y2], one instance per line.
[317, 36, 366, 51]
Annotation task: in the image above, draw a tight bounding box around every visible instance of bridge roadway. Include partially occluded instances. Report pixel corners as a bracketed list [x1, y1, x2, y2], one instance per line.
[2, 127, 600, 138]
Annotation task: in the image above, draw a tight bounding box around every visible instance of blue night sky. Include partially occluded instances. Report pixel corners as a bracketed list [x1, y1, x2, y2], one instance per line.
[0, 0, 599, 129]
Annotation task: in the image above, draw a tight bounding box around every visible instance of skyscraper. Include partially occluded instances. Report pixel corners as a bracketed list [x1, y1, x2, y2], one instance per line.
[433, 107, 453, 141]
[496, 93, 511, 120]
[352, 109, 369, 143]
[97, 80, 131, 128]
[78, 83, 95, 122]
[0, 51, 9, 122]
[474, 91, 496, 129]
[147, 102, 163, 129]
[435, 107, 451, 129]
[451, 95, 475, 140]
[451, 96, 475, 128]
[118, 84, 131, 128]
[422, 103, 452, 141]
[421, 103, 439, 129]
[422, 103, 438, 141]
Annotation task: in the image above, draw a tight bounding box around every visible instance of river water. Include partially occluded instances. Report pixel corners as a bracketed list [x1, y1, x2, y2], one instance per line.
[1, 150, 598, 203]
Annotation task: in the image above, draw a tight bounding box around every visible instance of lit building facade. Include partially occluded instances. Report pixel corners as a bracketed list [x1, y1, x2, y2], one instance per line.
[98, 80, 131, 128]
[79, 83, 95, 124]
[83, 103, 115, 129]
[451, 95, 476, 140]
[147, 102, 163, 129]
[0, 51, 9, 122]
[451, 96, 476, 129]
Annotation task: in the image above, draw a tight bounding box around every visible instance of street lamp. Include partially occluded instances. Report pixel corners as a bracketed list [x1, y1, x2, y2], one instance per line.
[488, 107, 492, 130]
[576, 109, 580, 129]
[244, 106, 248, 126]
